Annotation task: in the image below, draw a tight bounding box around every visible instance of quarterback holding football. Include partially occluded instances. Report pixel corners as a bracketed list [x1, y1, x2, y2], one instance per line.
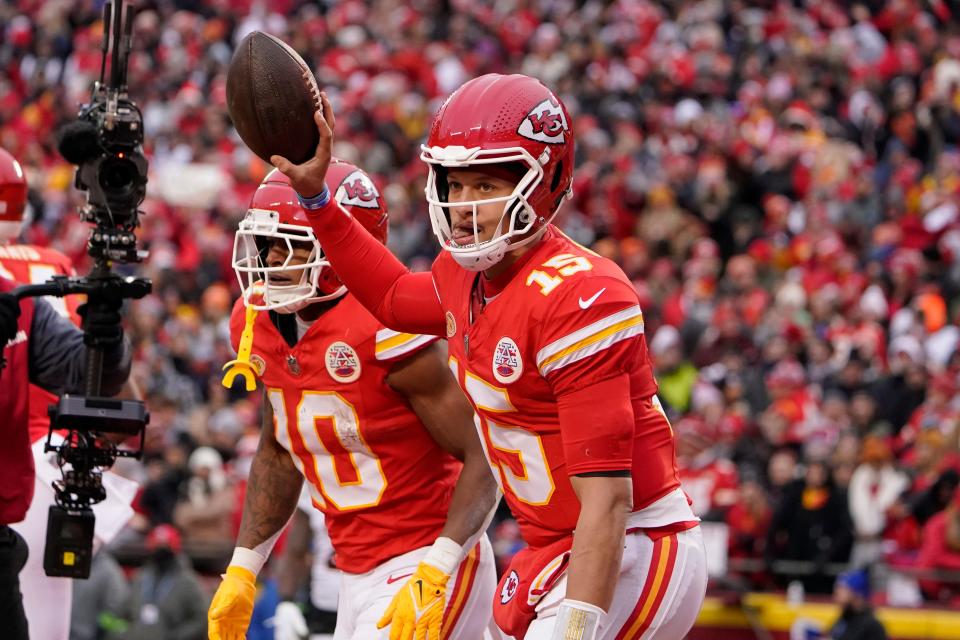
[271, 74, 709, 639]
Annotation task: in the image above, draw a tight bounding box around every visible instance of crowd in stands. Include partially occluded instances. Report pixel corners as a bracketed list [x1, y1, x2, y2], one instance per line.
[5, 0, 960, 621]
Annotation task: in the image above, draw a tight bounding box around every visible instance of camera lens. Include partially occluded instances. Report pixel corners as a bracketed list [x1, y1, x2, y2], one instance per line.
[99, 157, 137, 194]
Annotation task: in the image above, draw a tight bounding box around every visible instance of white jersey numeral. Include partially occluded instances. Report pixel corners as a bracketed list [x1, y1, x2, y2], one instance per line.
[268, 389, 387, 511]
[451, 358, 555, 506]
[29, 264, 70, 318]
[525, 253, 593, 296]
[0, 261, 71, 318]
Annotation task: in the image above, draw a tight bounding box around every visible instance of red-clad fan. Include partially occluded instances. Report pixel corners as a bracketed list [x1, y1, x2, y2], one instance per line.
[271, 75, 707, 640]
[208, 160, 498, 640]
[675, 415, 740, 519]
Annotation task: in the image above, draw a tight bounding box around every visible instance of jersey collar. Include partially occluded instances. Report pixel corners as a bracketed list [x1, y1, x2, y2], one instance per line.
[480, 226, 557, 298]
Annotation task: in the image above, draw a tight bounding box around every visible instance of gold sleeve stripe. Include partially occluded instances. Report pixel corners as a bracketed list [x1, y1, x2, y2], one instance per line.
[375, 328, 415, 350]
[536, 305, 644, 376]
[375, 330, 437, 360]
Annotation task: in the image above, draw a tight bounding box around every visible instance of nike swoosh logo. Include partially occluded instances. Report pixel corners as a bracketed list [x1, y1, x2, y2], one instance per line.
[386, 572, 414, 585]
[578, 288, 606, 309]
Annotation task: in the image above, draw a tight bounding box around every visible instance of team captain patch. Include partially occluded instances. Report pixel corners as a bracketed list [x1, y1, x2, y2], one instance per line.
[493, 337, 522, 384]
[249, 354, 266, 376]
[325, 341, 361, 383]
[445, 311, 457, 338]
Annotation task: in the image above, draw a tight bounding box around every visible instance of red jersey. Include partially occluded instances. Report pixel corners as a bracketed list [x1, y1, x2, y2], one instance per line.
[679, 459, 739, 517]
[0, 277, 35, 524]
[431, 227, 694, 548]
[229, 295, 460, 573]
[0, 244, 81, 442]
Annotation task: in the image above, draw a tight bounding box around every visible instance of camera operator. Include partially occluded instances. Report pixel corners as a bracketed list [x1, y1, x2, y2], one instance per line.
[0, 277, 130, 640]
[0, 145, 140, 640]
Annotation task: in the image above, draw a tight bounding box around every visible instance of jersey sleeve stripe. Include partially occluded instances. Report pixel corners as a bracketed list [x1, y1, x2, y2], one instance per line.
[375, 328, 405, 343]
[536, 305, 644, 374]
[374, 332, 438, 360]
[538, 319, 643, 375]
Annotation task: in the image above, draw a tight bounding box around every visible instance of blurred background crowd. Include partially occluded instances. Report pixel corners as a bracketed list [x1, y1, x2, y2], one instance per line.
[5, 0, 960, 633]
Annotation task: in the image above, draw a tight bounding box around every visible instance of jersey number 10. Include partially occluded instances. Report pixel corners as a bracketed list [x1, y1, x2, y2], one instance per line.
[268, 389, 387, 511]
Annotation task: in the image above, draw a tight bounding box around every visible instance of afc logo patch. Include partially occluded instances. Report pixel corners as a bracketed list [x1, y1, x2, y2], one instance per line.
[445, 311, 457, 338]
[325, 341, 361, 383]
[335, 169, 380, 209]
[501, 570, 520, 604]
[517, 97, 569, 144]
[492, 336, 522, 384]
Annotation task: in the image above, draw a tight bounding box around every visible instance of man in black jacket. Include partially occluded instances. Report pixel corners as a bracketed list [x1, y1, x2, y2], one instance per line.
[828, 569, 888, 640]
[0, 282, 130, 640]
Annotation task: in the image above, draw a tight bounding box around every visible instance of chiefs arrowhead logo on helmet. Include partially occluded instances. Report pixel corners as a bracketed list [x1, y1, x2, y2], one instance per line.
[335, 170, 381, 209]
[517, 97, 569, 144]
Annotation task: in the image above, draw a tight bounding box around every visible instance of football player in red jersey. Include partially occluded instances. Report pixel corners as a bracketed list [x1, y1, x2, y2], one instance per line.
[0, 146, 138, 640]
[207, 160, 499, 640]
[0, 146, 83, 443]
[271, 75, 709, 640]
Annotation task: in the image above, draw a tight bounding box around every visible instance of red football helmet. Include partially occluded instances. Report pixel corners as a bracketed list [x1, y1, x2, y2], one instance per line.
[0, 146, 27, 242]
[232, 159, 388, 313]
[420, 74, 575, 271]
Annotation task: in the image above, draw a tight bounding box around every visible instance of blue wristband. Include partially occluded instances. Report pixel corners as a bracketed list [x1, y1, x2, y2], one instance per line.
[297, 185, 330, 210]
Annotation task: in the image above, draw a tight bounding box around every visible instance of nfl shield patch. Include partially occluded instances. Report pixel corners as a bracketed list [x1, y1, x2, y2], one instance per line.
[492, 337, 522, 384]
[325, 341, 361, 383]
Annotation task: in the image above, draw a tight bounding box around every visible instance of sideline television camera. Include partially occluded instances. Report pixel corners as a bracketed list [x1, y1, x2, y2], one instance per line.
[12, 0, 150, 579]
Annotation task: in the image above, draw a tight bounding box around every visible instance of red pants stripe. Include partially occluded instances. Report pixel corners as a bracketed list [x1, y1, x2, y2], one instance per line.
[441, 542, 481, 638]
[614, 533, 679, 640]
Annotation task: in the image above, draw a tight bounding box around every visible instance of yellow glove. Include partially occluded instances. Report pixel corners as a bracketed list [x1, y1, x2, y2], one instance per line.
[377, 562, 450, 640]
[208, 565, 256, 640]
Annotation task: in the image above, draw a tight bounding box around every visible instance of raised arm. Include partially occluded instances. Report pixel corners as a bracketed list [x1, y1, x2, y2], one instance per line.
[308, 200, 444, 336]
[271, 99, 445, 336]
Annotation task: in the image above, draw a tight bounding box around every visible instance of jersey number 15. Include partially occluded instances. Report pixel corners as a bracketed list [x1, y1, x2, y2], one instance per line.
[450, 358, 555, 506]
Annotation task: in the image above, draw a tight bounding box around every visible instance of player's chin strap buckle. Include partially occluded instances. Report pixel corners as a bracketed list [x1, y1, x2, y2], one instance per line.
[222, 297, 260, 391]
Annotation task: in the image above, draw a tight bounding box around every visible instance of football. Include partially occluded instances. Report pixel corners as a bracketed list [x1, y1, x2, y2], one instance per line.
[226, 31, 321, 165]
